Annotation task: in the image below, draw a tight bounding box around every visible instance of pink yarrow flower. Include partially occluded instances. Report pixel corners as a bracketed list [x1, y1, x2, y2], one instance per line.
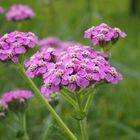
[0, 31, 38, 63]
[39, 36, 82, 51]
[26, 45, 123, 96]
[6, 5, 35, 21]
[39, 37, 61, 48]
[2, 90, 33, 105]
[84, 23, 126, 47]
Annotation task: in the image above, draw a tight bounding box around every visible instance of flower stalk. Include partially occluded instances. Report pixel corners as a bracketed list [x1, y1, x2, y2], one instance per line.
[16, 63, 77, 140]
[76, 93, 88, 140]
[60, 90, 78, 109]
[18, 112, 29, 140]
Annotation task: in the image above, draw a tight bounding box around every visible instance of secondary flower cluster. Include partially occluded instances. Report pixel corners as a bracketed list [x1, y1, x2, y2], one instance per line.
[39, 37, 82, 51]
[0, 31, 38, 63]
[6, 4, 35, 21]
[0, 90, 33, 115]
[1, 90, 33, 105]
[26, 44, 122, 96]
[84, 23, 126, 47]
[39, 37, 61, 48]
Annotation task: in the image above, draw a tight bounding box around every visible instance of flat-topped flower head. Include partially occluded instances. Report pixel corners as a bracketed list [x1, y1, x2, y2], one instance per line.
[84, 23, 126, 47]
[1, 90, 33, 113]
[39, 45, 123, 96]
[0, 6, 4, 14]
[25, 47, 57, 78]
[6, 5, 35, 21]
[0, 31, 38, 63]
[39, 37, 61, 48]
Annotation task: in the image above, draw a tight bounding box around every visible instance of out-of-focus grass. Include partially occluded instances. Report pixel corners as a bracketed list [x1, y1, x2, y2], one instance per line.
[0, 0, 140, 140]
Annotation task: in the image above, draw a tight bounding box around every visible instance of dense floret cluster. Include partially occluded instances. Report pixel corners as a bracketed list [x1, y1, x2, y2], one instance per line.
[39, 37, 82, 51]
[26, 45, 122, 96]
[39, 37, 61, 48]
[1, 90, 33, 105]
[0, 31, 38, 63]
[6, 5, 35, 21]
[84, 23, 126, 47]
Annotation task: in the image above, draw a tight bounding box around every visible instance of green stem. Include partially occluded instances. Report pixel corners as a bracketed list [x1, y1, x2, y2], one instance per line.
[17, 64, 77, 140]
[79, 118, 88, 140]
[76, 94, 88, 140]
[17, 22, 22, 31]
[18, 113, 29, 140]
[60, 90, 78, 109]
[84, 90, 96, 113]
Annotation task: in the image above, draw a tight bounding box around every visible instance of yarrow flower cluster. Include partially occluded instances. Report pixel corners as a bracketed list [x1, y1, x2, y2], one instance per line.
[0, 6, 4, 14]
[1, 90, 33, 105]
[39, 37, 61, 48]
[25, 45, 123, 96]
[0, 31, 38, 63]
[0, 90, 33, 114]
[6, 5, 35, 21]
[84, 23, 126, 47]
[39, 36, 82, 51]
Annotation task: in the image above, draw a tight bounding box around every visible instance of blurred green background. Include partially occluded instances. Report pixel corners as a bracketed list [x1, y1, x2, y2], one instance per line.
[0, 0, 140, 139]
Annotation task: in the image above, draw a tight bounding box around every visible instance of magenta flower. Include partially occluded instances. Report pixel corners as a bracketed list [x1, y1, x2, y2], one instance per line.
[39, 36, 82, 51]
[2, 90, 33, 105]
[25, 45, 123, 96]
[84, 23, 126, 47]
[6, 5, 35, 21]
[0, 31, 38, 63]
[1, 90, 33, 112]
[59, 41, 83, 51]
[0, 6, 4, 14]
